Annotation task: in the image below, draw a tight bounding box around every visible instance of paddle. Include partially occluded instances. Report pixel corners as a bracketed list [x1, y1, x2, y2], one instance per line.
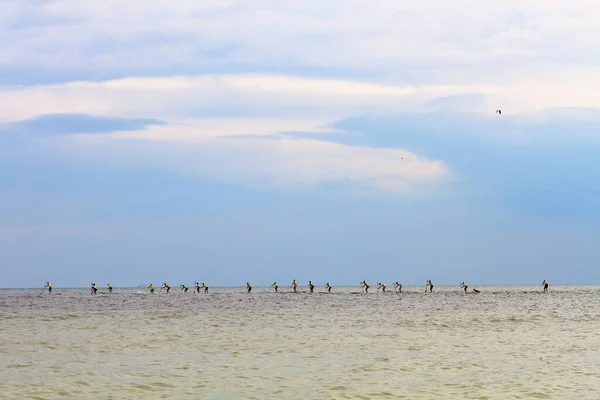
[40, 287, 46, 295]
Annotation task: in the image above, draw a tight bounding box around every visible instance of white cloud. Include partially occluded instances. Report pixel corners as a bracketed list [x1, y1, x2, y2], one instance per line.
[2, 0, 600, 194]
[2, 73, 600, 125]
[59, 132, 448, 193]
[0, 78, 375, 124]
[2, 0, 600, 82]
[0, 75, 419, 122]
[110, 117, 339, 141]
[3, 0, 600, 117]
[0, 73, 451, 194]
[0, 72, 452, 193]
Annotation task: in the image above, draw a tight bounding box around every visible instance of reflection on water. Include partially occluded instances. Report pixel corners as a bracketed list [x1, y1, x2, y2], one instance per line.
[1, 285, 599, 399]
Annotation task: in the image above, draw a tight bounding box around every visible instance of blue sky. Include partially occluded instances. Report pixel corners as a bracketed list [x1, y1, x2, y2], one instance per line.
[2, 1, 600, 287]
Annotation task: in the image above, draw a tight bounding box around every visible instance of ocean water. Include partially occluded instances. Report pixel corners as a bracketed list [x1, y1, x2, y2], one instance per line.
[1, 285, 599, 399]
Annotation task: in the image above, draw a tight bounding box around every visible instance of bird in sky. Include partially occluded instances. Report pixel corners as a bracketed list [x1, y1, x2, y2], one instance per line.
[495, 109, 502, 115]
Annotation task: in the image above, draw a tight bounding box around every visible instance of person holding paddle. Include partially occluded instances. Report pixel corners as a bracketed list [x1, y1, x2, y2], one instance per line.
[91, 283, 98, 295]
[325, 283, 332, 293]
[542, 280, 549, 292]
[107, 284, 113, 293]
[44, 281, 52, 294]
[180, 284, 189, 293]
[308, 281, 315, 293]
[148, 283, 156, 294]
[394, 281, 402, 293]
[271, 282, 279, 292]
[195, 282, 201, 293]
[291, 279, 298, 293]
[426, 280, 434, 292]
[461, 282, 468, 293]
[377, 283, 386, 292]
[361, 281, 370, 293]
[246, 282, 252, 293]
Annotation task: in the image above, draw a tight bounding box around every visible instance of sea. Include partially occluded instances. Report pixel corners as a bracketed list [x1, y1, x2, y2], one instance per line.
[1, 285, 599, 399]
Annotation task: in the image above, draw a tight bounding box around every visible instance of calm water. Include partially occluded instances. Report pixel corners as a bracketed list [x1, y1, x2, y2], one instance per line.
[1, 285, 599, 399]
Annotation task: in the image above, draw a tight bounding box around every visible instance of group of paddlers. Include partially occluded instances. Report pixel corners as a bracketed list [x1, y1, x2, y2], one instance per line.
[40, 280, 551, 294]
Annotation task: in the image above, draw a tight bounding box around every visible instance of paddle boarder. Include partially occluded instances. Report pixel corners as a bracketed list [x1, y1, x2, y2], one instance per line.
[148, 283, 156, 294]
[272, 282, 279, 292]
[394, 281, 402, 293]
[107, 283, 113, 293]
[542, 280, 549, 292]
[180, 284, 189, 293]
[292, 279, 298, 293]
[427, 280, 434, 292]
[246, 282, 252, 293]
[325, 283, 332, 293]
[361, 281, 370, 293]
[308, 281, 315, 293]
[44, 281, 52, 294]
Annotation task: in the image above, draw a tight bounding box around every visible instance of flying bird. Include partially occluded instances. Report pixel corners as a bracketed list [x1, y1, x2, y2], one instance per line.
[495, 109, 502, 115]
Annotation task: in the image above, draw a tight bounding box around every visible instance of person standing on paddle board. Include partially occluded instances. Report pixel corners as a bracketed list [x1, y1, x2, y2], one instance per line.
[542, 280, 549, 292]
[44, 281, 52, 294]
[271, 282, 279, 292]
[246, 282, 252, 293]
[361, 281, 370, 293]
[308, 281, 315, 293]
[461, 282, 468, 293]
[91, 283, 98, 295]
[394, 281, 402, 293]
[195, 282, 201, 293]
[161, 282, 171, 294]
[148, 283, 156, 294]
[201, 283, 208, 293]
[377, 283, 386, 292]
[107, 284, 113, 293]
[325, 283, 332, 293]
[180, 284, 189, 293]
[427, 280, 434, 292]
[292, 280, 298, 293]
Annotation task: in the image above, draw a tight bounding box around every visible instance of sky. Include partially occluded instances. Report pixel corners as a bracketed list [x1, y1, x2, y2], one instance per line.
[2, 0, 600, 287]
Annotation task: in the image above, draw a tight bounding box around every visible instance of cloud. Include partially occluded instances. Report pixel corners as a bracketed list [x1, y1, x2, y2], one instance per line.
[2, 0, 600, 86]
[0, 114, 449, 195]
[110, 117, 340, 141]
[284, 110, 600, 218]
[47, 131, 448, 193]
[3, 73, 600, 128]
[0, 113, 166, 136]
[1, 73, 598, 197]
[0, 74, 453, 195]
[421, 94, 488, 112]
[2, 0, 600, 197]
[0, 75, 422, 122]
